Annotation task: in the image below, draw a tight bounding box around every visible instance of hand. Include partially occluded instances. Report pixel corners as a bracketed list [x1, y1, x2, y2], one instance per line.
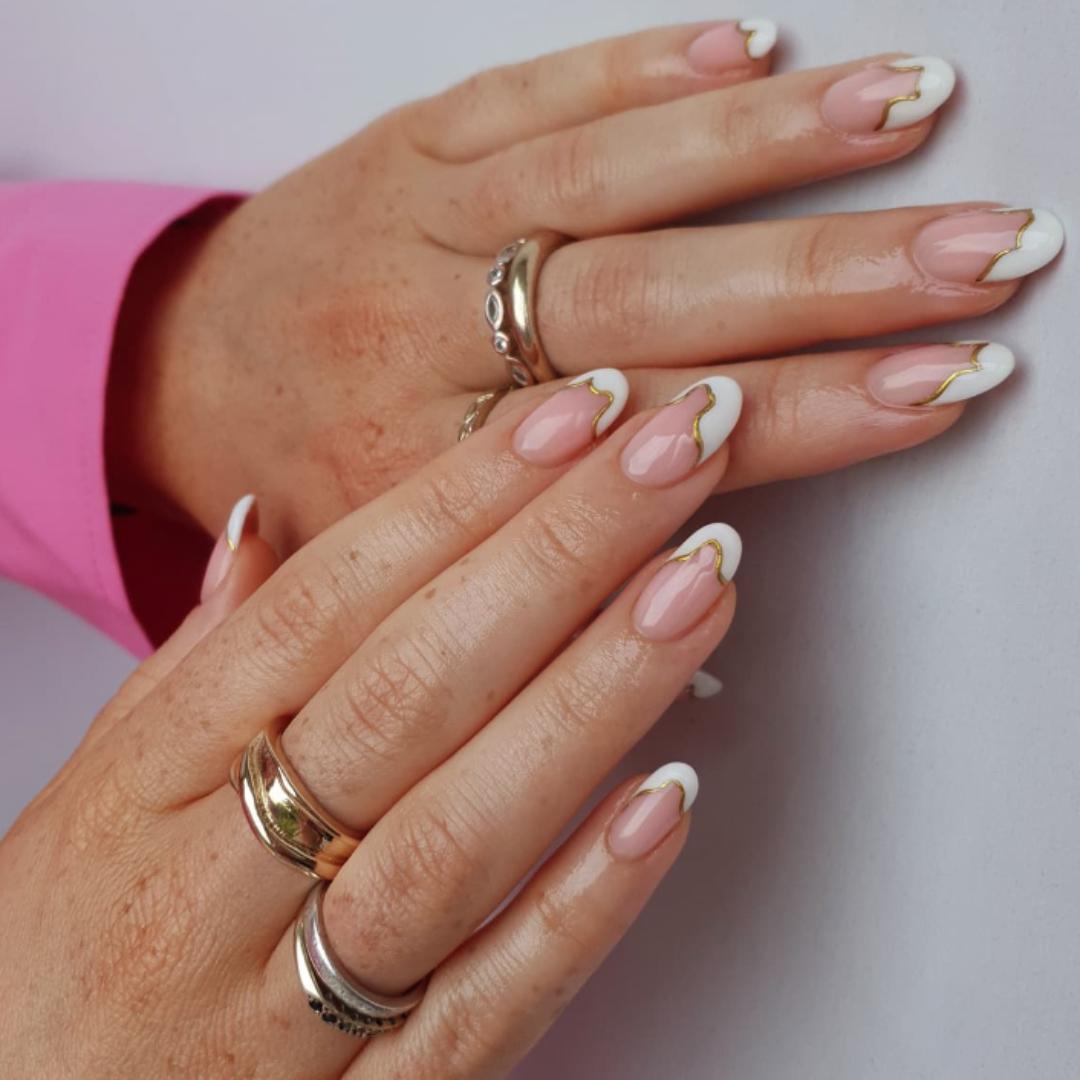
[4, 369, 753, 1077]
[107, 22, 1060, 559]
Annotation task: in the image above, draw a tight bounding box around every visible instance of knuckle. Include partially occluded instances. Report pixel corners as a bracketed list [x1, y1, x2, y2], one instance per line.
[785, 218, 839, 294]
[530, 665, 608, 745]
[517, 497, 605, 591]
[549, 243, 669, 347]
[533, 885, 591, 952]
[709, 98, 764, 161]
[414, 464, 490, 545]
[535, 125, 611, 218]
[418, 979, 506, 1078]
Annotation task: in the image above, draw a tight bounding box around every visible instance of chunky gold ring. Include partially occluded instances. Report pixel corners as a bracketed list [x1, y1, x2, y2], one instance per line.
[457, 386, 511, 442]
[484, 231, 569, 386]
[230, 719, 361, 880]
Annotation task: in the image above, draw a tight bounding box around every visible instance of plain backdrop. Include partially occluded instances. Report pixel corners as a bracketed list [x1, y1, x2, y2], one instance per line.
[2, 2, 1078, 1077]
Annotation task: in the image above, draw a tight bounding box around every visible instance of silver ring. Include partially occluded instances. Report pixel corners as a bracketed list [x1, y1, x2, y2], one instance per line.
[295, 883, 426, 1039]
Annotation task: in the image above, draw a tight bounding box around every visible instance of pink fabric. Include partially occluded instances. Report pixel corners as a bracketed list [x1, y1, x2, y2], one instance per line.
[0, 181, 228, 656]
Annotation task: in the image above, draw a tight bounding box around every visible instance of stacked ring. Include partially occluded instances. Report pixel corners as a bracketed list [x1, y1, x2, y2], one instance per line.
[295, 883, 426, 1039]
[230, 719, 361, 880]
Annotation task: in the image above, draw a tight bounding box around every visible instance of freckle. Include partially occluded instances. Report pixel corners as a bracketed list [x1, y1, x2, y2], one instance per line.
[209, 852, 219, 863]
[274, 383, 284, 397]
[424, 588, 437, 600]
[484, 688, 495, 702]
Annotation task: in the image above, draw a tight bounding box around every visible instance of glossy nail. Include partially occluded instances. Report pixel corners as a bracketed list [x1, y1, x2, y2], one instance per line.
[513, 368, 628, 466]
[608, 763, 699, 861]
[620, 376, 742, 488]
[822, 56, 955, 134]
[913, 208, 1065, 283]
[200, 494, 257, 602]
[687, 18, 778, 73]
[632, 523, 742, 641]
[867, 342, 1015, 408]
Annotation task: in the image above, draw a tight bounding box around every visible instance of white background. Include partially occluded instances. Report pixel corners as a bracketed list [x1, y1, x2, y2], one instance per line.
[2, 1, 1079, 1076]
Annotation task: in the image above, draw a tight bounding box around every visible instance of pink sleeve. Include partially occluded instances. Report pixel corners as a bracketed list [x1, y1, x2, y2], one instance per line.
[0, 181, 230, 656]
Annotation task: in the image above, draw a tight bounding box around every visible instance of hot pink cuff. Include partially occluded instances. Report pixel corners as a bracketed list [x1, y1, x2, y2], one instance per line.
[0, 181, 235, 657]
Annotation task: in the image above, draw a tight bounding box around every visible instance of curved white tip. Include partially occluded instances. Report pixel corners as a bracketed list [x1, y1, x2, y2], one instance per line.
[882, 56, 956, 130]
[671, 522, 743, 583]
[570, 368, 630, 435]
[688, 669, 723, 699]
[635, 762, 700, 812]
[931, 342, 1015, 406]
[738, 18, 778, 59]
[677, 376, 743, 463]
[981, 209, 1065, 282]
[226, 494, 257, 551]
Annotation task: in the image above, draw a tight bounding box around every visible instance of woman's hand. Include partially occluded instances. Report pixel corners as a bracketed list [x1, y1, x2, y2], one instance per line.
[107, 22, 1061, 557]
[2, 369, 753, 1077]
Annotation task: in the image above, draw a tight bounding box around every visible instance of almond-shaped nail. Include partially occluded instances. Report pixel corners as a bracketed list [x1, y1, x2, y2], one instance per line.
[822, 56, 955, 134]
[913, 208, 1064, 283]
[200, 494, 257, 602]
[687, 18, 778, 73]
[512, 368, 628, 466]
[608, 763, 699, 861]
[620, 376, 742, 488]
[632, 523, 742, 641]
[867, 342, 1015, 408]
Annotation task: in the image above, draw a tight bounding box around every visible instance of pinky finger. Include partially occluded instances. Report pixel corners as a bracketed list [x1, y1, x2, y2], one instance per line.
[355, 765, 698, 1080]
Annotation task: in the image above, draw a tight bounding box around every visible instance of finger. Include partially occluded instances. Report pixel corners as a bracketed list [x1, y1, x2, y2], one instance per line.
[121, 376, 632, 806]
[85, 496, 277, 741]
[535, 205, 1063, 375]
[422, 54, 957, 251]
[401, 20, 777, 164]
[353, 769, 693, 1080]
[322, 532, 736, 992]
[279, 378, 742, 831]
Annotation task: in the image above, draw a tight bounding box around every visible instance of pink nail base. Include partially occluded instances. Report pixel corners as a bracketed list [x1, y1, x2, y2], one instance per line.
[608, 785, 685, 861]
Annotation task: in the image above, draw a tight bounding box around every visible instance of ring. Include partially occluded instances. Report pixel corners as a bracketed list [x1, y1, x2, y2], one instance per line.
[295, 883, 426, 1038]
[457, 386, 510, 442]
[484, 231, 569, 387]
[230, 719, 361, 880]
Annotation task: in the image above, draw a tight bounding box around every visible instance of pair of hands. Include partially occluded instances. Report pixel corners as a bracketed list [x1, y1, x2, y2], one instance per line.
[4, 20, 1062, 1078]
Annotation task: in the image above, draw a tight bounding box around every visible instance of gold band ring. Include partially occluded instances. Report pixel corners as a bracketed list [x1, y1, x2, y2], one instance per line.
[484, 231, 570, 387]
[230, 719, 361, 880]
[457, 386, 511, 442]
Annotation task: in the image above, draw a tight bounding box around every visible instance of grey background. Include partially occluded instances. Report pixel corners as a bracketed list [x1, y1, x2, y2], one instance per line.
[2, 1, 1078, 1076]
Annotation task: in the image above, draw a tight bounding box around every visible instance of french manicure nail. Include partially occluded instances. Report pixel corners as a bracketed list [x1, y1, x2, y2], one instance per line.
[913, 208, 1065, 283]
[200, 494, 257, 602]
[632, 523, 742, 641]
[687, 18, 778, 74]
[620, 376, 742, 488]
[822, 56, 955, 134]
[513, 368, 628, 466]
[608, 763, 699, 861]
[867, 342, 1015, 408]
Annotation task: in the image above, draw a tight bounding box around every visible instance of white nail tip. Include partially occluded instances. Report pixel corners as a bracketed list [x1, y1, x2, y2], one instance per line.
[737, 18, 778, 59]
[675, 375, 743, 463]
[635, 762, 699, 812]
[671, 522, 743, 583]
[930, 342, 1016, 406]
[569, 368, 629, 436]
[688, 669, 723, 699]
[981, 209, 1065, 282]
[882, 56, 956, 130]
[226, 494, 257, 551]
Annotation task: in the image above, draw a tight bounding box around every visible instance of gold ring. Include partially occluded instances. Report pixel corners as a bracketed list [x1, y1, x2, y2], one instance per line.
[457, 386, 510, 442]
[230, 719, 361, 880]
[484, 231, 569, 386]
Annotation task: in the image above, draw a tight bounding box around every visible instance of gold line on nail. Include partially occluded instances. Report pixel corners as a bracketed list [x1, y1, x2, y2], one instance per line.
[635, 779, 690, 813]
[975, 209, 1036, 283]
[667, 383, 718, 463]
[570, 375, 617, 438]
[874, 61, 924, 132]
[913, 342, 989, 406]
[669, 538, 729, 584]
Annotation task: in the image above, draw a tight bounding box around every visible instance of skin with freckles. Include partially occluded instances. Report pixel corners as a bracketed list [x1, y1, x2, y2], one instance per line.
[105, 30, 1059, 632]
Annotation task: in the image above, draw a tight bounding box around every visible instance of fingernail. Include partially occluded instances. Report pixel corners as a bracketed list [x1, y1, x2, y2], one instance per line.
[867, 342, 1015, 408]
[913, 208, 1065, 283]
[632, 523, 742, 641]
[620, 376, 742, 488]
[822, 56, 955, 134]
[687, 18, 778, 73]
[608, 763, 699, 861]
[686, 669, 723, 699]
[513, 369, 629, 466]
[200, 494, 257, 602]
